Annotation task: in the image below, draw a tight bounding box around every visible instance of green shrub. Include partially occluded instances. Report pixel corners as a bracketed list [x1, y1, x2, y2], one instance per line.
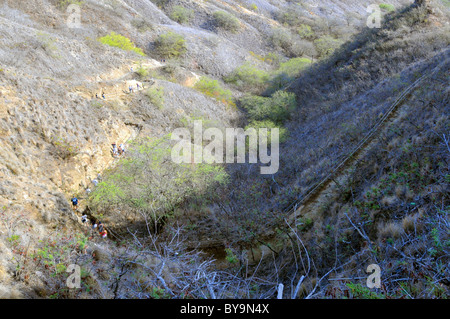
[263, 52, 281, 66]
[297, 24, 315, 40]
[90, 135, 229, 216]
[269, 27, 315, 57]
[7, 235, 20, 246]
[36, 32, 59, 58]
[223, 63, 269, 91]
[379, 3, 396, 12]
[52, 136, 80, 159]
[313, 36, 344, 58]
[154, 31, 187, 58]
[150, 0, 169, 8]
[270, 27, 292, 51]
[268, 57, 312, 91]
[213, 10, 241, 33]
[246, 120, 288, 144]
[98, 32, 145, 56]
[194, 76, 235, 107]
[170, 5, 194, 24]
[276, 57, 312, 78]
[240, 91, 296, 124]
[57, 0, 84, 10]
[145, 86, 165, 110]
[277, 8, 303, 27]
[131, 19, 153, 33]
[346, 283, 385, 299]
[136, 66, 149, 78]
[225, 248, 238, 264]
[249, 4, 258, 11]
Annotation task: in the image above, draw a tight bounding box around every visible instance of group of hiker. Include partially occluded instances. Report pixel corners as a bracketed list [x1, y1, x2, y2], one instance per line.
[95, 92, 106, 100]
[80, 214, 108, 239]
[111, 142, 126, 157]
[68, 138, 128, 240]
[72, 200, 108, 240]
[128, 82, 144, 93]
[70, 172, 108, 239]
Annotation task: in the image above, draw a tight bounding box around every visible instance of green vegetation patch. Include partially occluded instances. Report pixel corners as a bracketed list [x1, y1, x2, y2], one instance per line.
[379, 3, 396, 12]
[313, 36, 344, 58]
[240, 90, 296, 124]
[89, 135, 229, 218]
[98, 32, 145, 56]
[223, 62, 269, 91]
[170, 5, 194, 24]
[144, 86, 165, 110]
[213, 10, 241, 33]
[194, 76, 235, 107]
[154, 31, 187, 58]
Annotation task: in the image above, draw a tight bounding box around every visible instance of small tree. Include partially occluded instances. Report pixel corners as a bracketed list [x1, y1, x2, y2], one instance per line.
[297, 24, 315, 40]
[313, 36, 344, 58]
[131, 19, 153, 33]
[145, 86, 165, 110]
[170, 5, 194, 24]
[194, 76, 235, 107]
[154, 32, 187, 58]
[240, 91, 297, 124]
[98, 32, 145, 56]
[223, 63, 269, 92]
[213, 11, 241, 33]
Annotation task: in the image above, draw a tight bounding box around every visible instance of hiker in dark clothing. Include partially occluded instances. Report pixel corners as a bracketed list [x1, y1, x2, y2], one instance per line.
[98, 221, 104, 233]
[71, 196, 79, 210]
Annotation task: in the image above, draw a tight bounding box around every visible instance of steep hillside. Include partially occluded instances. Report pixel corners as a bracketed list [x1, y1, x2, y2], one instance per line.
[0, 0, 448, 299]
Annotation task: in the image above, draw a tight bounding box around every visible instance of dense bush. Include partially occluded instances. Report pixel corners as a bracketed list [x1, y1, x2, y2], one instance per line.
[144, 86, 165, 110]
[240, 90, 296, 124]
[170, 5, 194, 24]
[131, 18, 153, 33]
[313, 36, 344, 58]
[154, 31, 187, 58]
[90, 136, 229, 216]
[268, 57, 312, 91]
[136, 66, 149, 78]
[269, 28, 292, 51]
[297, 24, 315, 40]
[263, 52, 281, 66]
[276, 57, 312, 78]
[51, 136, 80, 160]
[57, 0, 84, 10]
[213, 10, 241, 33]
[270, 27, 315, 57]
[245, 119, 289, 144]
[98, 32, 145, 56]
[223, 62, 269, 92]
[194, 76, 235, 107]
[379, 3, 396, 12]
[276, 7, 304, 27]
[150, 0, 169, 8]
